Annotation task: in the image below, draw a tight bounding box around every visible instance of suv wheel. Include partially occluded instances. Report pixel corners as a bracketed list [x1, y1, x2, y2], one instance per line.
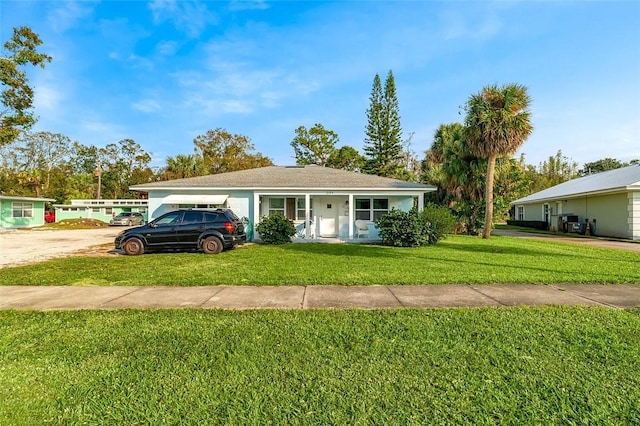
[202, 236, 223, 254]
[123, 238, 144, 255]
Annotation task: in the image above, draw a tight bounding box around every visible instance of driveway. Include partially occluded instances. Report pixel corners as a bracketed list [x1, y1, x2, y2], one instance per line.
[492, 229, 640, 253]
[0, 228, 120, 268]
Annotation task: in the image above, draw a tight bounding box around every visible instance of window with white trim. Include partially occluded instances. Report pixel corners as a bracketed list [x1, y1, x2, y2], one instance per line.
[12, 202, 33, 218]
[268, 198, 285, 216]
[355, 198, 389, 221]
[296, 198, 313, 221]
[517, 206, 524, 220]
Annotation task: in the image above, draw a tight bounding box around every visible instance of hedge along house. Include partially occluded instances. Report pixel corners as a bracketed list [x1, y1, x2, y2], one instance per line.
[0, 195, 55, 229]
[130, 165, 436, 241]
[511, 164, 640, 240]
[53, 199, 148, 224]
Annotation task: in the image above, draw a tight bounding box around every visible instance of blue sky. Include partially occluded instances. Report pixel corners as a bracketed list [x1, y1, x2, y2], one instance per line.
[2, 0, 639, 170]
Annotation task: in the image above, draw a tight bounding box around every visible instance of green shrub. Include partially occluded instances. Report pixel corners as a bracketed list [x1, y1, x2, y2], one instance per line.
[375, 209, 431, 247]
[420, 204, 456, 243]
[255, 213, 297, 244]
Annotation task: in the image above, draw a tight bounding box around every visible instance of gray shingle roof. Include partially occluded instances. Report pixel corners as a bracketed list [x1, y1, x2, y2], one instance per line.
[512, 164, 640, 204]
[132, 165, 435, 191]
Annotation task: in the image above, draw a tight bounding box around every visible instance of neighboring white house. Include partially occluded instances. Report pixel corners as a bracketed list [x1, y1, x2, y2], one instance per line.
[130, 165, 436, 241]
[511, 164, 640, 240]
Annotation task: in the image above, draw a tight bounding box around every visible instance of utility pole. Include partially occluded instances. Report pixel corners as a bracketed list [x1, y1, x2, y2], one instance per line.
[95, 165, 102, 199]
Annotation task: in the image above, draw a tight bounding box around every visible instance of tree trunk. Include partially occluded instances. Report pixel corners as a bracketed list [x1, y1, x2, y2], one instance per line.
[482, 154, 497, 239]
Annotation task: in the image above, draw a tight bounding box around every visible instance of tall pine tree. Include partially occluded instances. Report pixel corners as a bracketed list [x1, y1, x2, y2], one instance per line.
[363, 70, 403, 178]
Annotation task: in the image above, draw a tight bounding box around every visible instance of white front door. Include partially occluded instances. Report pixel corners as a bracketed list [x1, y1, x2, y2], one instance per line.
[316, 197, 339, 237]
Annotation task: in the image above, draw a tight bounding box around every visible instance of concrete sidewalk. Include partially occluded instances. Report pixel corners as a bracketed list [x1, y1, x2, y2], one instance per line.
[1, 284, 639, 311]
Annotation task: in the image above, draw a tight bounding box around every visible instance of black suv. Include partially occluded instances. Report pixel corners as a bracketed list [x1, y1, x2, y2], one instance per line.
[115, 209, 246, 255]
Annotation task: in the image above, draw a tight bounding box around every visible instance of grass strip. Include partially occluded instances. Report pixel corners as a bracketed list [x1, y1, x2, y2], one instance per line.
[1, 307, 638, 425]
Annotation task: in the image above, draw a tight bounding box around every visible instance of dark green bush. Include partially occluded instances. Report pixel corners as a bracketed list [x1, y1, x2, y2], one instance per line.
[420, 204, 456, 243]
[375, 209, 433, 247]
[255, 213, 297, 244]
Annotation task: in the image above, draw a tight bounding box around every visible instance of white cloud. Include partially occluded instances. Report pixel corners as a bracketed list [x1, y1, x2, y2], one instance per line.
[171, 63, 322, 118]
[132, 100, 162, 113]
[127, 54, 154, 70]
[183, 94, 254, 116]
[99, 18, 151, 53]
[149, 0, 218, 38]
[33, 83, 64, 112]
[228, 0, 269, 12]
[438, 9, 502, 42]
[80, 119, 123, 137]
[157, 40, 179, 56]
[108, 52, 154, 70]
[46, 0, 97, 33]
[220, 99, 254, 114]
[260, 91, 283, 109]
[205, 69, 279, 97]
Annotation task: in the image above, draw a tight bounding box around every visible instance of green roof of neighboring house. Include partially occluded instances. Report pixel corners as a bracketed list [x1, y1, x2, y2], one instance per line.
[131, 165, 436, 191]
[0, 195, 56, 202]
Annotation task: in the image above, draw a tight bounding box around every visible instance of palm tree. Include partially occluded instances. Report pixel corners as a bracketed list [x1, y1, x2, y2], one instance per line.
[163, 154, 205, 180]
[425, 123, 486, 233]
[464, 83, 533, 239]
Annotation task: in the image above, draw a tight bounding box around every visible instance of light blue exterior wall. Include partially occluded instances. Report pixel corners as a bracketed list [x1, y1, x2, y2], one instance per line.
[0, 197, 51, 228]
[257, 194, 417, 239]
[143, 190, 420, 241]
[226, 191, 254, 239]
[146, 190, 254, 239]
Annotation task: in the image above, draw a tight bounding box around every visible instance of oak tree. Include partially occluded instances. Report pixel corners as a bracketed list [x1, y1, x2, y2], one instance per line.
[0, 27, 52, 146]
[193, 128, 273, 174]
[290, 123, 338, 166]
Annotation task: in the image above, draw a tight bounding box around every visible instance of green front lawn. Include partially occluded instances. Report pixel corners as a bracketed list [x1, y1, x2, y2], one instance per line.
[0, 235, 638, 285]
[1, 308, 638, 425]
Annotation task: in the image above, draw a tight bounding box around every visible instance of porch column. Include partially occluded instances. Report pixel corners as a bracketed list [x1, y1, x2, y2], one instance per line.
[253, 192, 260, 240]
[418, 193, 424, 211]
[305, 193, 311, 239]
[348, 193, 354, 238]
